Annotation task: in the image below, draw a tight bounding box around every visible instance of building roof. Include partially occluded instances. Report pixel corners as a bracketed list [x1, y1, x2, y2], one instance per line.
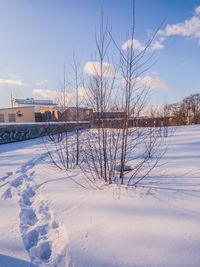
[13, 98, 57, 106]
[66, 107, 92, 110]
[0, 106, 35, 111]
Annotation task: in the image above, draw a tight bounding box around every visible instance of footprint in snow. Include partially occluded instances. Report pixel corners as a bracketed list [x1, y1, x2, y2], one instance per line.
[0, 171, 13, 182]
[2, 187, 12, 199]
[24, 229, 39, 250]
[37, 224, 49, 236]
[10, 174, 27, 188]
[29, 171, 35, 177]
[30, 241, 52, 262]
[20, 208, 38, 226]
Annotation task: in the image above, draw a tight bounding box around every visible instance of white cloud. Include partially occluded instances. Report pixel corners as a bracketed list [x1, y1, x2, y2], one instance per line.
[159, 36, 166, 42]
[9, 73, 21, 79]
[33, 87, 91, 103]
[160, 16, 200, 38]
[119, 75, 168, 90]
[0, 78, 25, 86]
[151, 71, 160, 76]
[84, 62, 118, 78]
[151, 40, 164, 50]
[137, 76, 168, 90]
[158, 6, 200, 44]
[122, 39, 145, 51]
[145, 105, 162, 117]
[36, 79, 48, 86]
[122, 38, 164, 51]
[33, 89, 58, 98]
[195, 6, 200, 15]
[78, 87, 91, 99]
[123, 6, 200, 53]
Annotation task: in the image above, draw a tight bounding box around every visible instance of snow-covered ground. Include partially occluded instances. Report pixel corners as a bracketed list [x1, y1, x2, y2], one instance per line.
[0, 125, 200, 267]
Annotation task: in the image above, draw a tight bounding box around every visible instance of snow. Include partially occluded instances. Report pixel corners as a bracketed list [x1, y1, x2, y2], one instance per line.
[0, 125, 200, 266]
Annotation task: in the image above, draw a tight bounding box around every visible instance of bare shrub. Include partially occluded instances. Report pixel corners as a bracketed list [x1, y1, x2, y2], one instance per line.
[46, 3, 166, 189]
[79, 5, 165, 187]
[80, 125, 165, 187]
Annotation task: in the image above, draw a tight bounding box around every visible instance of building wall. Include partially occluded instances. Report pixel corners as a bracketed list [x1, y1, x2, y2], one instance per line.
[12, 98, 58, 113]
[93, 111, 126, 120]
[0, 122, 90, 144]
[0, 106, 35, 123]
[39, 106, 59, 119]
[59, 107, 93, 121]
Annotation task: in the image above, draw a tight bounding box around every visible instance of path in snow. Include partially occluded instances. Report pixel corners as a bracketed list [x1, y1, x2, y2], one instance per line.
[1, 152, 70, 267]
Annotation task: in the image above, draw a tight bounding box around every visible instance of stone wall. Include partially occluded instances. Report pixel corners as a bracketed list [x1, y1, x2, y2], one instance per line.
[0, 122, 90, 144]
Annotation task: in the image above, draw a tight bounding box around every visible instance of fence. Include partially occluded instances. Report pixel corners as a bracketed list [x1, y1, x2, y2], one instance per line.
[0, 122, 90, 144]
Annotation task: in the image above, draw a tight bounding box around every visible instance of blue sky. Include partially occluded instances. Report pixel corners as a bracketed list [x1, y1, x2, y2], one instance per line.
[0, 0, 200, 109]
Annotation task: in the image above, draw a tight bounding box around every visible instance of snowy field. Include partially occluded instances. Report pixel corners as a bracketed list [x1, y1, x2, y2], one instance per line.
[0, 125, 200, 267]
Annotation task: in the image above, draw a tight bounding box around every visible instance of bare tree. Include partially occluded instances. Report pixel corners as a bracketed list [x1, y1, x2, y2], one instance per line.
[47, 59, 82, 170]
[80, 4, 165, 186]
[71, 54, 82, 165]
[187, 94, 200, 124]
[81, 11, 118, 183]
[164, 93, 200, 126]
[46, 2, 166, 189]
[57, 63, 68, 113]
[110, 3, 164, 184]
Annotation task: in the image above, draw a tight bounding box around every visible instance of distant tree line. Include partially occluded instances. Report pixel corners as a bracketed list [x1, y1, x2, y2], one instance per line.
[165, 93, 200, 126]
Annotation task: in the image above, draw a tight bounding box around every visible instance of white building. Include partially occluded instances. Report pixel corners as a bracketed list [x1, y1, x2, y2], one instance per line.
[12, 98, 57, 112]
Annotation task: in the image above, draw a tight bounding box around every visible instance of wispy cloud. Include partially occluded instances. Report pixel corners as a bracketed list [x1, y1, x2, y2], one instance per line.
[36, 79, 48, 86]
[151, 71, 160, 76]
[158, 5, 200, 44]
[0, 78, 25, 86]
[33, 88, 74, 104]
[9, 73, 21, 79]
[33, 89, 58, 98]
[122, 38, 164, 51]
[122, 39, 145, 51]
[122, 5, 200, 52]
[137, 75, 168, 90]
[78, 87, 91, 100]
[151, 40, 164, 50]
[84, 62, 118, 78]
[195, 6, 200, 15]
[120, 75, 168, 90]
[145, 105, 163, 116]
[33, 87, 91, 103]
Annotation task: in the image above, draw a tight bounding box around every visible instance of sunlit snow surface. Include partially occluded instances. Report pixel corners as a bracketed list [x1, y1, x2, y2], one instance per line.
[0, 125, 200, 266]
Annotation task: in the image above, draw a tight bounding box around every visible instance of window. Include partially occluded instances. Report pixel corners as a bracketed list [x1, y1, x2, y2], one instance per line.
[8, 114, 16, 122]
[0, 114, 4, 122]
[17, 110, 23, 117]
